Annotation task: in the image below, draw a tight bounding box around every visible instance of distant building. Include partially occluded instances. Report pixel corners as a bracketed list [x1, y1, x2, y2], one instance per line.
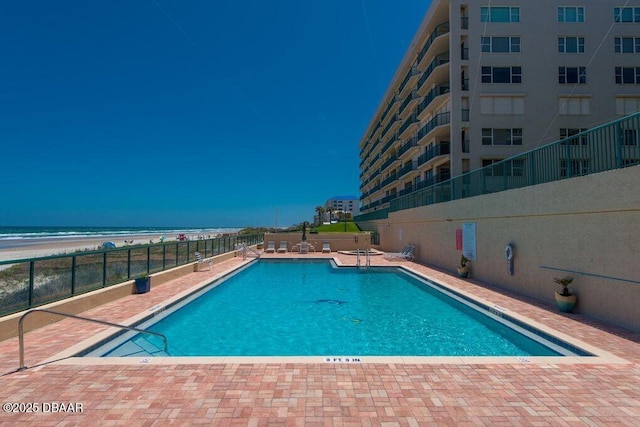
[324, 196, 360, 221]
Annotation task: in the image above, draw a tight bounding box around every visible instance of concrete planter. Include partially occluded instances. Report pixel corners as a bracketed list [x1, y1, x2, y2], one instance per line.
[554, 292, 577, 313]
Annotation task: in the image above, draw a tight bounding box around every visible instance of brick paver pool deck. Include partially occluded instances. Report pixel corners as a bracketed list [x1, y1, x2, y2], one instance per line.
[1, 252, 639, 425]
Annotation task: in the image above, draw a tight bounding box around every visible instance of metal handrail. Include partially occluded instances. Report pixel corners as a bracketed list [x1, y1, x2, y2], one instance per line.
[18, 308, 168, 370]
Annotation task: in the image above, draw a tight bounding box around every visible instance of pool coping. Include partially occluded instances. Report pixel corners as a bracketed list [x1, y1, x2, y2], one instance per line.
[39, 256, 629, 368]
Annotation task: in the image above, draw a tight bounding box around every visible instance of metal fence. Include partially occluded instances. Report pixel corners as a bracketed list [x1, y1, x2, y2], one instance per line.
[389, 112, 640, 212]
[0, 233, 263, 317]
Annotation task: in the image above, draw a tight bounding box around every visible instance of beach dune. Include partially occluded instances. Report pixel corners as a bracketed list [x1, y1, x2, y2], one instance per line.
[0, 232, 221, 263]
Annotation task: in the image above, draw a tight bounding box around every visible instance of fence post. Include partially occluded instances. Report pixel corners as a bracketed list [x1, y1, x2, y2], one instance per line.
[28, 261, 34, 308]
[71, 256, 76, 295]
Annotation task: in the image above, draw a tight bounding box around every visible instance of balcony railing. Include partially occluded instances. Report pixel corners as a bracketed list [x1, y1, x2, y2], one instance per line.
[380, 153, 398, 172]
[417, 83, 450, 117]
[417, 141, 451, 166]
[398, 91, 418, 116]
[461, 47, 469, 60]
[381, 114, 399, 140]
[398, 67, 420, 95]
[461, 17, 469, 29]
[398, 161, 417, 178]
[417, 22, 450, 65]
[461, 78, 469, 91]
[381, 173, 398, 187]
[398, 113, 418, 137]
[416, 112, 451, 143]
[418, 52, 450, 91]
[398, 136, 418, 158]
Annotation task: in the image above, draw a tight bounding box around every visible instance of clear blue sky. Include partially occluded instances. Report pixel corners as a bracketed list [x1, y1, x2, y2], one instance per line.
[0, 1, 430, 228]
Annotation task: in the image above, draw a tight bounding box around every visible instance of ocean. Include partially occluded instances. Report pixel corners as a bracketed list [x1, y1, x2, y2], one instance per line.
[0, 226, 241, 250]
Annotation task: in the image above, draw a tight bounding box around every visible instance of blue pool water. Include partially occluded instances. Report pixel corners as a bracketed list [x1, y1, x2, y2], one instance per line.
[94, 260, 567, 357]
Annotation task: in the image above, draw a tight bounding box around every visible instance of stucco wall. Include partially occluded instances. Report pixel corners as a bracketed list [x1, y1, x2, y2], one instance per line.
[358, 166, 640, 332]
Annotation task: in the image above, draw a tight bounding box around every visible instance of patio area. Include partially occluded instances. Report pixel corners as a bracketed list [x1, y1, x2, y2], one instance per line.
[1, 252, 639, 425]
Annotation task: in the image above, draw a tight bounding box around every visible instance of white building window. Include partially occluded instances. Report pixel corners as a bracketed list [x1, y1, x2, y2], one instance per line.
[615, 67, 640, 84]
[481, 66, 522, 83]
[615, 37, 640, 53]
[481, 36, 521, 53]
[482, 128, 523, 145]
[614, 7, 640, 23]
[559, 97, 590, 115]
[482, 159, 524, 176]
[560, 128, 588, 145]
[481, 6, 520, 23]
[558, 6, 585, 22]
[558, 67, 586, 84]
[558, 36, 585, 53]
[615, 97, 640, 114]
[480, 96, 524, 114]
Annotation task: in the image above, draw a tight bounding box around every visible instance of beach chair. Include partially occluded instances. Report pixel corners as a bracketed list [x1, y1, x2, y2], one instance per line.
[194, 252, 213, 271]
[277, 241, 288, 253]
[265, 241, 276, 253]
[322, 242, 331, 253]
[383, 244, 415, 261]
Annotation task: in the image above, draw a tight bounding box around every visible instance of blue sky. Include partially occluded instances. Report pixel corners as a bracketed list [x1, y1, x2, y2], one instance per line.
[0, 1, 429, 228]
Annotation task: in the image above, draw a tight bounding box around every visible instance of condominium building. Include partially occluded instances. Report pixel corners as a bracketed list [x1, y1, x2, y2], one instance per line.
[325, 196, 360, 217]
[359, 0, 640, 215]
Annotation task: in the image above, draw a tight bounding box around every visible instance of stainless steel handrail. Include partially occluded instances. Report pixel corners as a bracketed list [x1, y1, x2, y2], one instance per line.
[18, 308, 168, 370]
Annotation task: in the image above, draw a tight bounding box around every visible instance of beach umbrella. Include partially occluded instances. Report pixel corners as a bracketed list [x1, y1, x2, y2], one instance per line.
[102, 242, 116, 249]
[302, 222, 307, 241]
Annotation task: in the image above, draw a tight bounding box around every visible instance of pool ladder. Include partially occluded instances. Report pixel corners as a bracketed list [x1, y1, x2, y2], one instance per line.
[17, 308, 168, 371]
[356, 248, 371, 271]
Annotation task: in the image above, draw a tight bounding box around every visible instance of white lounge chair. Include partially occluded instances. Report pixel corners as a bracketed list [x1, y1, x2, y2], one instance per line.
[383, 245, 415, 261]
[265, 241, 276, 253]
[277, 241, 288, 253]
[194, 252, 213, 270]
[322, 242, 331, 253]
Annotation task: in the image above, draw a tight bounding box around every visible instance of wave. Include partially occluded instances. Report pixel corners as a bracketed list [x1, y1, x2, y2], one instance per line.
[0, 227, 241, 241]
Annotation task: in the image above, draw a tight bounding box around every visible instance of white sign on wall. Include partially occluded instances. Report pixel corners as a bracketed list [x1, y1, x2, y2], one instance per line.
[462, 222, 477, 261]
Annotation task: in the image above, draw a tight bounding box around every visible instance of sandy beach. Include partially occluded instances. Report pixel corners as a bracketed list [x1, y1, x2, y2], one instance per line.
[0, 232, 222, 263]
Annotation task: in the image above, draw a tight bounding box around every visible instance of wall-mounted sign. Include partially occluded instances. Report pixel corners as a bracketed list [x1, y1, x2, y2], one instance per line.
[462, 222, 476, 261]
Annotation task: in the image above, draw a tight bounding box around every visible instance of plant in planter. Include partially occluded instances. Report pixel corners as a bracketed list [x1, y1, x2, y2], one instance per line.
[553, 276, 576, 313]
[457, 255, 470, 278]
[134, 274, 151, 294]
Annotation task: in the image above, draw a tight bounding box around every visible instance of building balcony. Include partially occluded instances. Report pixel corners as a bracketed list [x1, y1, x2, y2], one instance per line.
[398, 161, 417, 178]
[398, 67, 420, 96]
[417, 141, 451, 166]
[398, 91, 419, 117]
[417, 22, 450, 66]
[398, 114, 419, 138]
[380, 154, 398, 173]
[417, 52, 450, 92]
[381, 173, 397, 188]
[381, 114, 400, 140]
[461, 46, 469, 60]
[461, 17, 469, 30]
[416, 112, 451, 144]
[379, 95, 399, 125]
[397, 136, 418, 159]
[417, 83, 450, 119]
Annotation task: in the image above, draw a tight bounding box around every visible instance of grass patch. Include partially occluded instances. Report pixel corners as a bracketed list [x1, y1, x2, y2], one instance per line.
[312, 222, 360, 233]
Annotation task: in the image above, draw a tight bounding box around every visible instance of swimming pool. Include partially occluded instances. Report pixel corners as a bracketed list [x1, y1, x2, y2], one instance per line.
[85, 260, 588, 357]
